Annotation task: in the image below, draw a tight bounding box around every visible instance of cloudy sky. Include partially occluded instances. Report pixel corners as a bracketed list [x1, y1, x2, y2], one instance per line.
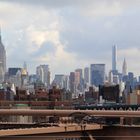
[0, 0, 140, 78]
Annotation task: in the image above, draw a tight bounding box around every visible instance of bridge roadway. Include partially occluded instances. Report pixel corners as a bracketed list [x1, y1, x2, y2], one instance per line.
[1, 124, 140, 140]
[0, 123, 101, 140]
[0, 109, 140, 117]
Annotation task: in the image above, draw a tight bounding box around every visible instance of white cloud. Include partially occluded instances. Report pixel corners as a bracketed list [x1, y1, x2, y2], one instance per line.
[29, 29, 77, 75]
[1, 0, 140, 77]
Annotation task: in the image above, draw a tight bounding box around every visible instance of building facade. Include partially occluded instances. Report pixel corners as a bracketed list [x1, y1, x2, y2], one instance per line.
[69, 72, 75, 96]
[84, 67, 90, 84]
[112, 45, 119, 76]
[36, 65, 50, 87]
[0, 31, 6, 83]
[90, 64, 105, 87]
[122, 58, 127, 76]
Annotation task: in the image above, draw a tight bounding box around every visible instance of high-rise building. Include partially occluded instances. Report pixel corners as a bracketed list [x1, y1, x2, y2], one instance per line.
[122, 58, 127, 76]
[90, 64, 105, 87]
[75, 68, 84, 92]
[7, 68, 22, 88]
[0, 30, 6, 83]
[63, 75, 69, 90]
[69, 72, 75, 95]
[112, 45, 117, 75]
[36, 65, 50, 87]
[128, 72, 134, 90]
[53, 74, 64, 88]
[108, 70, 113, 83]
[99, 85, 120, 103]
[84, 67, 89, 84]
[8, 68, 21, 77]
[53, 74, 69, 90]
[74, 71, 80, 89]
[29, 74, 37, 84]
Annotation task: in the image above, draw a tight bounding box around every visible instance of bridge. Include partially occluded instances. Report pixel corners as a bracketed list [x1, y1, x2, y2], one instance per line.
[0, 109, 139, 117]
[0, 109, 140, 140]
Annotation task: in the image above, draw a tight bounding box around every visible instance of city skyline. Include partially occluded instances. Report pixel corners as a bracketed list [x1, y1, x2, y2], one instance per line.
[0, 0, 140, 76]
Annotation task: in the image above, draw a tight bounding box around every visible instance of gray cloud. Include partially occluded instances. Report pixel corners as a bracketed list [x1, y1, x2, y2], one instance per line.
[1, 0, 90, 8]
[1, 0, 140, 76]
[60, 9, 140, 56]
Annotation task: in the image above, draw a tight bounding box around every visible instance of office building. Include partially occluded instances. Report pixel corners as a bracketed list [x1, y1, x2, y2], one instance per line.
[84, 67, 89, 84]
[0, 30, 6, 83]
[8, 68, 21, 77]
[99, 85, 120, 103]
[7, 68, 22, 88]
[36, 65, 50, 87]
[128, 72, 134, 90]
[69, 72, 75, 95]
[74, 71, 80, 90]
[90, 64, 105, 87]
[108, 71, 113, 83]
[85, 87, 98, 104]
[75, 68, 84, 92]
[112, 45, 118, 75]
[53, 74, 69, 90]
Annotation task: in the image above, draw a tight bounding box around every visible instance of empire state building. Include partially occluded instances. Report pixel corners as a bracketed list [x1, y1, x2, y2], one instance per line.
[0, 30, 6, 83]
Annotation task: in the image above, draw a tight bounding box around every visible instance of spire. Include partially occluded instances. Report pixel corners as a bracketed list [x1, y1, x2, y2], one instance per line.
[23, 61, 27, 70]
[122, 58, 127, 76]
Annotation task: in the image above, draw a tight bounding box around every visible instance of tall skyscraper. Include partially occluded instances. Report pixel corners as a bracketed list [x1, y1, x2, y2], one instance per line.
[128, 72, 134, 90]
[84, 67, 89, 84]
[53, 74, 64, 88]
[112, 45, 117, 74]
[75, 68, 83, 91]
[108, 70, 113, 83]
[36, 65, 50, 87]
[8, 68, 22, 88]
[122, 58, 127, 76]
[53, 74, 69, 90]
[90, 64, 105, 87]
[69, 72, 75, 94]
[74, 71, 80, 88]
[0, 29, 6, 83]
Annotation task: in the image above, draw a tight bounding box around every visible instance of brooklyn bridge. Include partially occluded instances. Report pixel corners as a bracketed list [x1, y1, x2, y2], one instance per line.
[0, 109, 140, 140]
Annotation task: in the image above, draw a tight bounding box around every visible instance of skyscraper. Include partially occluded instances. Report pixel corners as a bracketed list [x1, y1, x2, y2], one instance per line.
[36, 65, 50, 87]
[112, 45, 117, 74]
[75, 68, 83, 91]
[84, 67, 89, 84]
[128, 72, 134, 90]
[69, 72, 75, 94]
[53, 74, 69, 90]
[0, 29, 6, 83]
[108, 70, 113, 83]
[122, 58, 127, 76]
[90, 64, 105, 87]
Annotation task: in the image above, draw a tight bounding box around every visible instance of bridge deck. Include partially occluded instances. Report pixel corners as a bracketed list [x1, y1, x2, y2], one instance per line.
[0, 124, 102, 136]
